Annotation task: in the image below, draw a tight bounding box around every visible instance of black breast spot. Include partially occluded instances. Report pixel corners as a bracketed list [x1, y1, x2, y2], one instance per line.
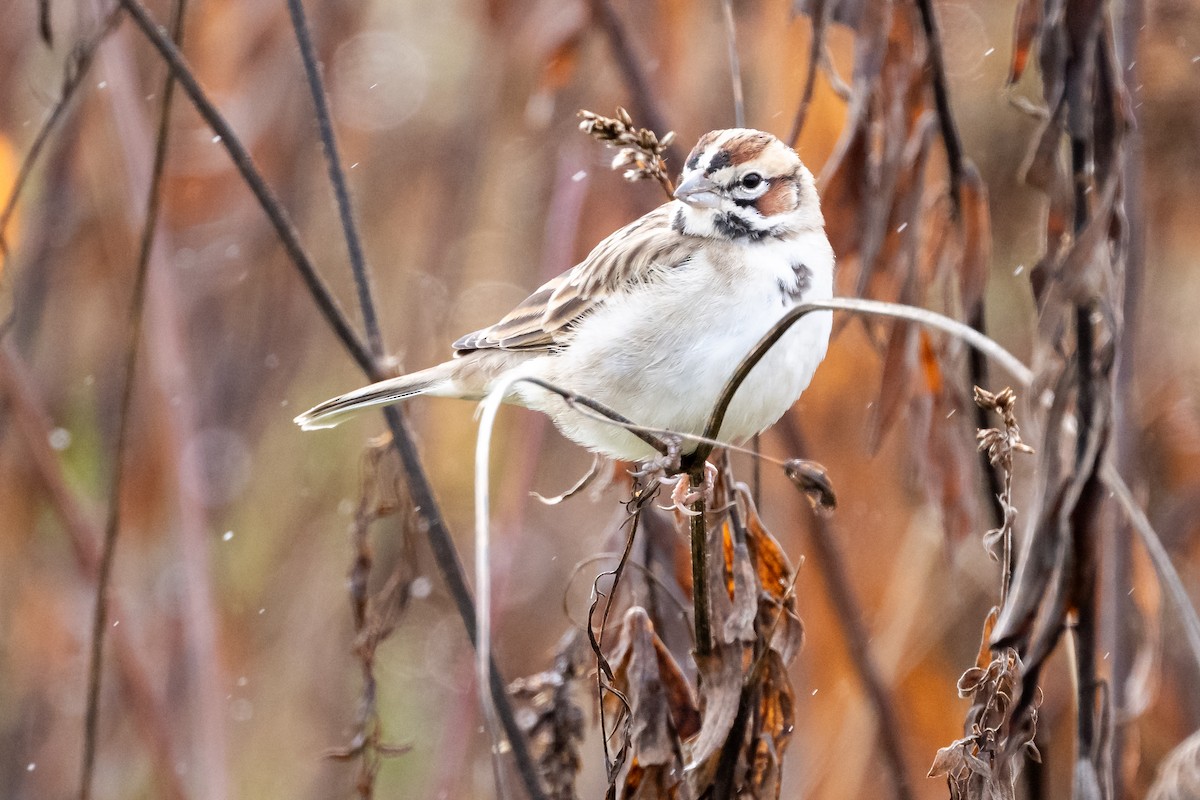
[781, 261, 812, 301]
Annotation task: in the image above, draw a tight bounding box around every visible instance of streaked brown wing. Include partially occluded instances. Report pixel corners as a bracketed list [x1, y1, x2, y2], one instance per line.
[452, 204, 698, 353]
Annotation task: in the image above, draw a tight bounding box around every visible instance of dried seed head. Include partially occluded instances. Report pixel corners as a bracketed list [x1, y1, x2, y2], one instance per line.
[577, 108, 676, 197]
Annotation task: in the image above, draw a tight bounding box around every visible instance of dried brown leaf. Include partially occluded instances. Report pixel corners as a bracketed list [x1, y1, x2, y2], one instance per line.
[870, 319, 918, 452]
[959, 165, 992, 314]
[685, 644, 746, 788]
[612, 607, 691, 769]
[1006, 0, 1042, 85]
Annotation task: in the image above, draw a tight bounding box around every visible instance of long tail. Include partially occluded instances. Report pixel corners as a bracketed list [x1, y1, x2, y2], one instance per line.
[293, 362, 456, 430]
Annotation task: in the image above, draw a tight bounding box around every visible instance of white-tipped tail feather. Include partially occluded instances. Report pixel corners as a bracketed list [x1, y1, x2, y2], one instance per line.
[293, 364, 454, 430]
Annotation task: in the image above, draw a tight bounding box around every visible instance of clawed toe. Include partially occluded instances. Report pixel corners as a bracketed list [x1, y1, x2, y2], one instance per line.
[657, 461, 718, 515]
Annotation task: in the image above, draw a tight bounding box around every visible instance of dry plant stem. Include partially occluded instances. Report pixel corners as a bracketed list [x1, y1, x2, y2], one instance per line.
[476, 372, 541, 800]
[518, 376, 671, 456]
[0, 343, 188, 800]
[285, 0, 383, 356]
[916, 0, 1003, 542]
[689, 461, 712, 657]
[780, 419, 915, 800]
[1108, 3, 1146, 785]
[697, 297, 1033, 465]
[115, 0, 373, 372]
[722, 0, 746, 128]
[591, 497, 645, 784]
[913, 0, 1007, 536]
[0, 7, 123, 257]
[80, 2, 184, 797]
[913, 0, 964, 215]
[696, 296, 1200, 680]
[118, 3, 547, 797]
[586, 0, 682, 167]
[789, 0, 828, 145]
[286, 4, 391, 794]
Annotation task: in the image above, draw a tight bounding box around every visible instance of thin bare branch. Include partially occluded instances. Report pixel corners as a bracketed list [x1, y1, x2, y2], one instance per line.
[789, 0, 828, 145]
[118, 2, 548, 796]
[695, 297, 1033, 466]
[914, 0, 965, 215]
[285, 0, 384, 356]
[80, 2, 185, 797]
[115, 0, 374, 374]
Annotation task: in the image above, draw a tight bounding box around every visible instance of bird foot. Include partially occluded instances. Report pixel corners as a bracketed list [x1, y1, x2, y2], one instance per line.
[659, 461, 718, 516]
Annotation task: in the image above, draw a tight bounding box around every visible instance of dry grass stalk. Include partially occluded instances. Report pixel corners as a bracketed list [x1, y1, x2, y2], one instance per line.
[973, 386, 1034, 601]
[931, 388, 1039, 799]
[323, 438, 416, 798]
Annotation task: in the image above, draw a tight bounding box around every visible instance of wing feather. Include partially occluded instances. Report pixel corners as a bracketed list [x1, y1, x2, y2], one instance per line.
[452, 204, 697, 353]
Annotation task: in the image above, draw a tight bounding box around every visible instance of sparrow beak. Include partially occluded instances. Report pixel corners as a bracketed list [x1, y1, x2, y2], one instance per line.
[673, 174, 722, 209]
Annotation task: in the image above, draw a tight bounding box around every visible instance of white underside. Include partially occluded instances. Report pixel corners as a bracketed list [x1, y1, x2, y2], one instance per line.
[506, 230, 834, 461]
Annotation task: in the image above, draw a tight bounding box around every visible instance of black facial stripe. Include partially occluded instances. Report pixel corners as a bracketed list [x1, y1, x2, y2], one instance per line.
[705, 149, 732, 174]
[671, 207, 686, 232]
[732, 197, 755, 208]
[686, 151, 701, 170]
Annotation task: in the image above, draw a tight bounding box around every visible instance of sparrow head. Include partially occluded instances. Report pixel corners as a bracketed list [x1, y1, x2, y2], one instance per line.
[671, 129, 822, 241]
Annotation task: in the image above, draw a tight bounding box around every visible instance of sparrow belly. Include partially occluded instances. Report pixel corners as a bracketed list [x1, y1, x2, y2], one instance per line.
[520, 243, 833, 461]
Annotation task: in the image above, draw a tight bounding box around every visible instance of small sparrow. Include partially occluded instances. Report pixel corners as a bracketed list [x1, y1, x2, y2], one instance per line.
[295, 128, 833, 462]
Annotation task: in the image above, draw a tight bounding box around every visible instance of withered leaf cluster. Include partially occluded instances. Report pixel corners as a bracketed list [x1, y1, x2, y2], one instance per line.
[929, 610, 1041, 800]
[513, 464, 806, 800]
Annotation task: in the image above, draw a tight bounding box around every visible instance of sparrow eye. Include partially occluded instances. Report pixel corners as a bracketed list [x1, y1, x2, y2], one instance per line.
[741, 172, 764, 189]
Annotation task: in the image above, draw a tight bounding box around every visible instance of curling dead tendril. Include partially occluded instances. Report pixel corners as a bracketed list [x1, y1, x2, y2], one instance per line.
[578, 108, 676, 198]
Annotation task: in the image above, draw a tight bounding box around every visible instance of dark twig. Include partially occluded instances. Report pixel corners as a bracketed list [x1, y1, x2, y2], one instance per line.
[80, 3, 185, 797]
[39, 0, 54, 45]
[120, 3, 547, 796]
[285, 0, 384, 356]
[587, 0, 683, 167]
[913, 0, 1006, 538]
[0, 8, 124, 258]
[914, 0, 965, 216]
[518, 376, 672, 456]
[587, 494, 648, 790]
[285, 5, 393, 793]
[789, 0, 828, 146]
[116, 0, 373, 374]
